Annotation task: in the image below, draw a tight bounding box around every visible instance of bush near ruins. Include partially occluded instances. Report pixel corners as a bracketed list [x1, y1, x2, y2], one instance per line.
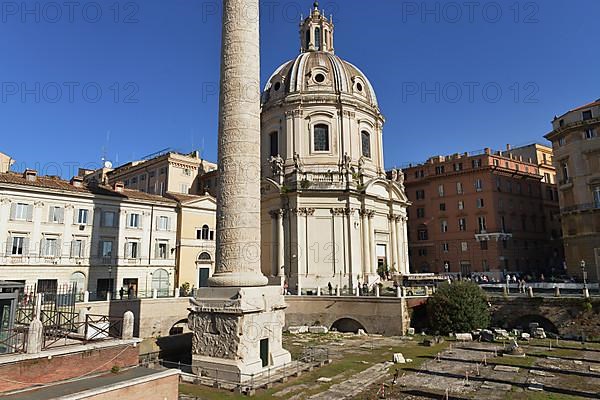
[427, 281, 491, 335]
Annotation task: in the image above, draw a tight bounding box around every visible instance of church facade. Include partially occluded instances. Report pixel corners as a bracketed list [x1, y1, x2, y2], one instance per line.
[260, 3, 410, 292]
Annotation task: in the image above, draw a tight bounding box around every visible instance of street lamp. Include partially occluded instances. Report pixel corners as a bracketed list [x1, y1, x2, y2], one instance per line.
[581, 260, 587, 289]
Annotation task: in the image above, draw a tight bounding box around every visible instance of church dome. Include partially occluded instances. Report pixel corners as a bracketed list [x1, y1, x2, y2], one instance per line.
[261, 2, 379, 112]
[262, 52, 379, 110]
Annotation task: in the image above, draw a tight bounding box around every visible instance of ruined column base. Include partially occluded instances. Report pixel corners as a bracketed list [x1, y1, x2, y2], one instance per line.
[188, 286, 292, 383]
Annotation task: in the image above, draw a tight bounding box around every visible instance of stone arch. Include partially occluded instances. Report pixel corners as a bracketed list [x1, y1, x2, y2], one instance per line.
[512, 314, 559, 334]
[169, 318, 189, 336]
[331, 317, 367, 334]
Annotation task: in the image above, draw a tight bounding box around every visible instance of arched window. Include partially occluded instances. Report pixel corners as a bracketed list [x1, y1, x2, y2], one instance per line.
[313, 124, 329, 152]
[198, 252, 212, 262]
[151, 269, 170, 297]
[361, 131, 371, 158]
[315, 27, 321, 50]
[70, 272, 86, 293]
[201, 225, 209, 240]
[305, 30, 310, 49]
[269, 131, 279, 157]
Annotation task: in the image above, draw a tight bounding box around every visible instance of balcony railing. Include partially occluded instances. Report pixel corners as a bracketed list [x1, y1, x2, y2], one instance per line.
[561, 202, 600, 213]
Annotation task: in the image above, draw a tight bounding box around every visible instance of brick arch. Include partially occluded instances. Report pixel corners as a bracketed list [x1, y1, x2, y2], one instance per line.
[331, 317, 368, 334]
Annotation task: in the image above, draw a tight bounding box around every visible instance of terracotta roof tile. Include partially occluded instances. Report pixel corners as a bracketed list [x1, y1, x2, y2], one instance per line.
[0, 172, 176, 204]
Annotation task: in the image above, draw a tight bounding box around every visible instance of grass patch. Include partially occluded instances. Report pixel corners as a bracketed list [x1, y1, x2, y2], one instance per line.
[504, 392, 587, 400]
[491, 355, 537, 368]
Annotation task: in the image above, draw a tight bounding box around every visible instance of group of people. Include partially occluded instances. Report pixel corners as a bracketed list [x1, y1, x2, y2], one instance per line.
[118, 284, 136, 300]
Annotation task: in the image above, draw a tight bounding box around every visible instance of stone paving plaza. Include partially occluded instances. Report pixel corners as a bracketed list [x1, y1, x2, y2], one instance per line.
[181, 333, 600, 399]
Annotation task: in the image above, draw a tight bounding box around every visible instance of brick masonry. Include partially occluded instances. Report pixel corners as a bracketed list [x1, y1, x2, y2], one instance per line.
[0, 344, 138, 393]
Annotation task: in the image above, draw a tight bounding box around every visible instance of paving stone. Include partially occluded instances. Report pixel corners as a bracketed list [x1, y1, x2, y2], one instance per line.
[494, 365, 520, 373]
[481, 381, 512, 391]
[530, 370, 554, 377]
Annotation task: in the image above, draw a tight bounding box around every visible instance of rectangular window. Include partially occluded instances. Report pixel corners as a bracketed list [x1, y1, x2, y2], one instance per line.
[77, 209, 89, 225]
[458, 201, 464, 210]
[102, 211, 116, 227]
[157, 242, 168, 259]
[417, 230, 428, 241]
[131, 177, 138, 184]
[100, 240, 113, 257]
[149, 171, 156, 178]
[313, 124, 330, 152]
[585, 128, 596, 139]
[472, 159, 482, 168]
[418, 249, 428, 257]
[160, 167, 166, 175]
[439, 203, 446, 211]
[459, 218, 467, 231]
[480, 240, 488, 251]
[461, 242, 468, 252]
[501, 216, 507, 232]
[582, 110, 593, 121]
[475, 179, 483, 191]
[183, 168, 192, 176]
[477, 198, 484, 208]
[48, 206, 63, 223]
[416, 208, 425, 218]
[438, 184, 445, 197]
[140, 174, 146, 181]
[493, 159, 499, 167]
[127, 241, 139, 259]
[71, 239, 84, 258]
[11, 237, 25, 255]
[435, 166, 445, 175]
[454, 163, 463, 172]
[456, 182, 463, 194]
[441, 220, 448, 233]
[157, 216, 169, 231]
[441, 243, 449, 253]
[594, 187, 600, 208]
[180, 184, 189, 194]
[478, 216, 487, 232]
[416, 190, 425, 200]
[13, 203, 30, 221]
[128, 213, 141, 228]
[561, 162, 570, 182]
[43, 238, 59, 257]
[270, 132, 279, 157]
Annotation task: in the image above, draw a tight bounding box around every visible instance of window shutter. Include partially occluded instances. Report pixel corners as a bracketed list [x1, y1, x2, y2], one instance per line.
[26, 204, 34, 222]
[138, 214, 143, 229]
[23, 237, 30, 255]
[5, 236, 12, 255]
[100, 210, 105, 227]
[155, 216, 159, 230]
[74, 209, 79, 224]
[168, 217, 172, 232]
[71, 241, 77, 258]
[40, 239, 45, 256]
[10, 203, 16, 220]
[48, 207, 53, 223]
[154, 241, 159, 259]
[58, 208, 64, 224]
[126, 242, 131, 258]
[56, 239, 62, 257]
[81, 240, 86, 257]
[87, 210, 92, 225]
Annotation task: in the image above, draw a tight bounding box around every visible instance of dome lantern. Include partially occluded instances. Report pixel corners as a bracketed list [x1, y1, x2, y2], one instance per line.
[300, 2, 334, 53]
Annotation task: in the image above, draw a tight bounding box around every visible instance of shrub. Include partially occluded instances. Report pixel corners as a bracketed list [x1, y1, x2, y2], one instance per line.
[427, 281, 491, 335]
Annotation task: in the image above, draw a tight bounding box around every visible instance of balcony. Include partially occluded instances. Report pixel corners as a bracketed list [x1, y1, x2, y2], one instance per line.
[560, 202, 600, 214]
[558, 178, 573, 190]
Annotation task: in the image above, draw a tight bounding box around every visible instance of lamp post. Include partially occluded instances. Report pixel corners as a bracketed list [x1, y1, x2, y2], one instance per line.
[581, 260, 587, 288]
[444, 262, 450, 283]
[108, 265, 113, 301]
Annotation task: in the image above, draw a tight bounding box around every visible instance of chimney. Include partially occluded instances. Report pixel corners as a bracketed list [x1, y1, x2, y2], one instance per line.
[114, 181, 125, 192]
[23, 169, 37, 182]
[70, 176, 84, 188]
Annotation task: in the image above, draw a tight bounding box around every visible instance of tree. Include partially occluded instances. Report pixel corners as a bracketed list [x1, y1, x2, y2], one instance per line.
[427, 281, 491, 335]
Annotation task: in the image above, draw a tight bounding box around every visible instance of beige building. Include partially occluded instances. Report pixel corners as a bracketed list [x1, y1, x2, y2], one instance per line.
[260, 4, 410, 292]
[545, 98, 600, 281]
[0, 152, 14, 174]
[166, 192, 216, 290]
[83, 150, 217, 196]
[0, 169, 178, 298]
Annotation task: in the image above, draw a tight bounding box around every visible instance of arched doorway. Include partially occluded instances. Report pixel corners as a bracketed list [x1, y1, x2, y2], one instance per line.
[331, 318, 367, 334]
[197, 252, 212, 288]
[70, 272, 86, 294]
[151, 269, 170, 297]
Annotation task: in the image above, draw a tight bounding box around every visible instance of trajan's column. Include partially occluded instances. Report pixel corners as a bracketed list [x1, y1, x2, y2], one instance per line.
[188, 0, 291, 381]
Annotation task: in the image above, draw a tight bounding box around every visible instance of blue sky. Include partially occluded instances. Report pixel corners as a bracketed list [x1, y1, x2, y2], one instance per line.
[1, 0, 599, 176]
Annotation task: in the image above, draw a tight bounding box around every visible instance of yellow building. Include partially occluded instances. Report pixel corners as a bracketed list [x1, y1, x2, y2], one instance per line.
[166, 192, 217, 291]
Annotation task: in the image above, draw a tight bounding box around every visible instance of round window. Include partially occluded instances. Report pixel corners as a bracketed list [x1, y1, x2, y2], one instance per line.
[274, 82, 281, 91]
[356, 82, 363, 92]
[314, 73, 326, 83]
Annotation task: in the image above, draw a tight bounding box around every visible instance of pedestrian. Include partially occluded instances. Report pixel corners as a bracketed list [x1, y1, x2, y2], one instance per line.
[328, 282, 333, 295]
[363, 282, 369, 296]
[127, 284, 134, 300]
[283, 281, 289, 295]
[119, 287, 124, 300]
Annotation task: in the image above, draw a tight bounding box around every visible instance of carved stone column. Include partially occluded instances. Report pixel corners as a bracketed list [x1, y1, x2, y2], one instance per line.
[360, 210, 370, 277]
[275, 210, 284, 277]
[389, 214, 398, 274]
[208, 0, 267, 288]
[368, 211, 377, 275]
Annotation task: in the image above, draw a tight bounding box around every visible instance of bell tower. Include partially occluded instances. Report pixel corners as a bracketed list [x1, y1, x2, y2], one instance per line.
[300, 1, 334, 53]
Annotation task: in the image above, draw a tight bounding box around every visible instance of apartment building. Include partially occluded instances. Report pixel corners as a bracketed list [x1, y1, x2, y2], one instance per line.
[403, 147, 562, 278]
[82, 150, 217, 196]
[545, 98, 600, 281]
[0, 170, 178, 299]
